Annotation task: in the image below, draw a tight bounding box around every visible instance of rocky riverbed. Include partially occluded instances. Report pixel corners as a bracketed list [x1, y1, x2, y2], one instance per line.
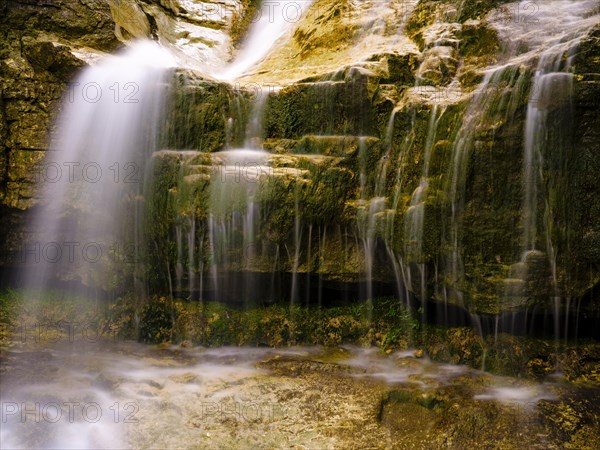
[2, 337, 599, 449]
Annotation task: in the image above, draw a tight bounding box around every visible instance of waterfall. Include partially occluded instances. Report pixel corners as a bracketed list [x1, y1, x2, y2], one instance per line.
[22, 42, 174, 301]
[162, 0, 315, 305]
[444, 65, 526, 301]
[205, 149, 269, 304]
[20, 0, 598, 329]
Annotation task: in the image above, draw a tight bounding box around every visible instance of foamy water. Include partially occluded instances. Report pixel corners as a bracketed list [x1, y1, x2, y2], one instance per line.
[0, 341, 561, 448]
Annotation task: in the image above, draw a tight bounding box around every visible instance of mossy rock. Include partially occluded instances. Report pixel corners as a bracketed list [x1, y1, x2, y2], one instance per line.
[264, 72, 376, 139]
[457, 20, 500, 67]
[539, 393, 600, 448]
[457, 0, 509, 22]
[162, 71, 251, 151]
[138, 296, 178, 343]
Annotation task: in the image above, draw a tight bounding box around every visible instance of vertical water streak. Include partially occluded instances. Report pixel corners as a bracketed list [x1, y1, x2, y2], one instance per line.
[290, 185, 302, 307]
[404, 104, 442, 263]
[188, 216, 196, 296]
[175, 223, 183, 294]
[244, 86, 272, 149]
[445, 64, 526, 303]
[522, 51, 575, 348]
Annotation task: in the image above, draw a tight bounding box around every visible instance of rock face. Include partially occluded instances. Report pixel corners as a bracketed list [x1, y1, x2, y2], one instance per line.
[1, 0, 600, 321]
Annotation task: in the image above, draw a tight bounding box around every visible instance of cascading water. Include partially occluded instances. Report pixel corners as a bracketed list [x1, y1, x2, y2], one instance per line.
[443, 64, 526, 304]
[167, 0, 311, 305]
[22, 41, 174, 301]
[216, 0, 313, 80]
[5, 41, 175, 449]
[204, 148, 269, 303]
[496, 0, 597, 339]
[3, 0, 600, 448]
[521, 45, 577, 348]
[416, 0, 600, 334]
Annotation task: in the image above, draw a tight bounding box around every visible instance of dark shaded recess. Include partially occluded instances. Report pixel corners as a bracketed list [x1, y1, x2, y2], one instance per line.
[4, 263, 597, 340]
[0, 205, 29, 269]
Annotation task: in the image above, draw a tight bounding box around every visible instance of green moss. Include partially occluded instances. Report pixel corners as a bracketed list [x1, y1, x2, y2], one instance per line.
[256, 175, 297, 243]
[457, 0, 507, 22]
[161, 72, 250, 151]
[264, 72, 376, 139]
[457, 21, 500, 67]
[138, 295, 177, 343]
[302, 165, 355, 223]
[405, 2, 438, 49]
[143, 151, 184, 289]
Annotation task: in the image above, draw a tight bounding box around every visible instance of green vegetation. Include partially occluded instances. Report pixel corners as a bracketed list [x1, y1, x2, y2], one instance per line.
[2, 289, 598, 383]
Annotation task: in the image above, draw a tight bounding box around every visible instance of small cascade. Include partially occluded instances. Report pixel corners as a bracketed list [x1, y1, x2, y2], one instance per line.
[403, 105, 444, 323]
[244, 84, 279, 149]
[356, 136, 385, 319]
[289, 185, 302, 307]
[164, 0, 306, 304]
[482, 0, 598, 339]
[216, 0, 313, 80]
[444, 64, 528, 304]
[521, 50, 575, 347]
[522, 55, 577, 256]
[205, 149, 268, 302]
[318, 225, 328, 308]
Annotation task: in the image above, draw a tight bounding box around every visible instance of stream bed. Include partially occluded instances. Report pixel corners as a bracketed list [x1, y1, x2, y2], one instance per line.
[2, 338, 597, 449]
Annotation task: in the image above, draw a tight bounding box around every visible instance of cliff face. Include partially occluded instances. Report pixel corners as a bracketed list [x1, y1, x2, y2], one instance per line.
[0, 0, 111, 209]
[153, 0, 600, 315]
[1, 0, 599, 316]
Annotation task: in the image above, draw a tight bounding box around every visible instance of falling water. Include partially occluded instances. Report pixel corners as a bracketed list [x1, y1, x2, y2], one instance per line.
[444, 63, 529, 304]
[167, 0, 314, 304]
[290, 185, 303, 307]
[522, 50, 575, 348]
[23, 41, 174, 299]
[501, 0, 599, 343]
[8, 40, 175, 449]
[216, 0, 313, 80]
[404, 104, 442, 263]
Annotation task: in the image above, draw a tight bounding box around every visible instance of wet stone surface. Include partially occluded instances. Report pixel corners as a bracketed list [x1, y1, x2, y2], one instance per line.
[1, 339, 598, 449]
